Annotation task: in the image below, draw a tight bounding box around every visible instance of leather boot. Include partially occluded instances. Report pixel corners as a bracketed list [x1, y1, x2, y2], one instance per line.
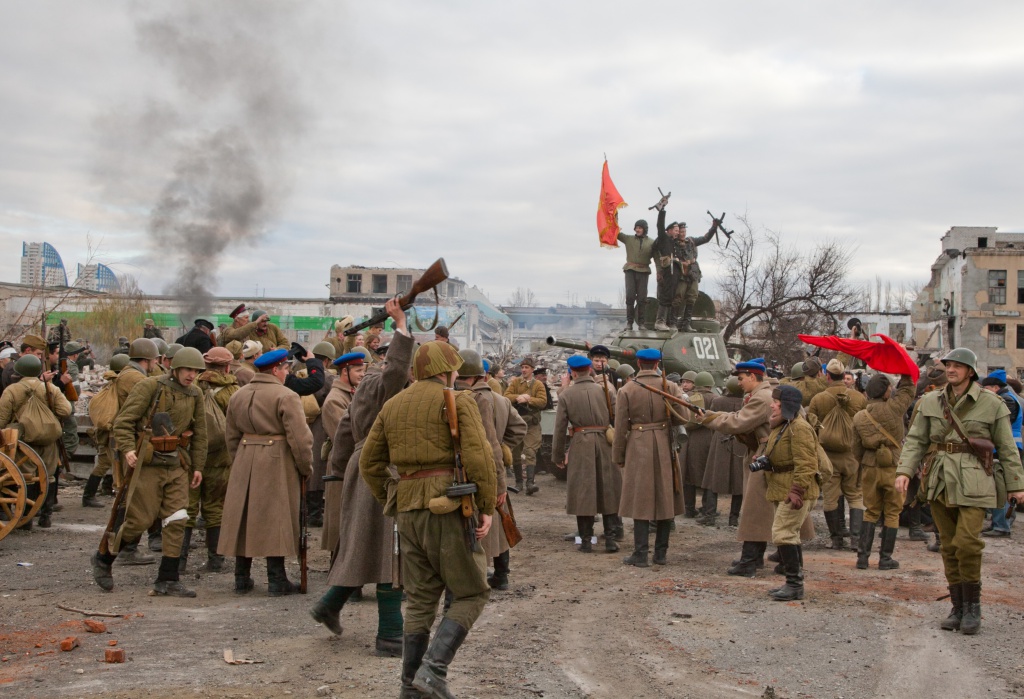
[849, 508, 864, 546]
[234, 556, 254, 594]
[727, 541, 766, 577]
[148, 519, 163, 552]
[683, 485, 697, 518]
[488, 551, 510, 590]
[960, 581, 982, 635]
[603, 515, 619, 553]
[940, 583, 963, 631]
[676, 303, 694, 332]
[117, 538, 155, 565]
[91, 551, 115, 591]
[856, 521, 876, 570]
[178, 527, 193, 574]
[622, 519, 649, 567]
[697, 490, 718, 526]
[307, 490, 324, 527]
[100, 474, 115, 496]
[513, 462, 524, 492]
[824, 509, 845, 550]
[412, 618, 469, 699]
[769, 544, 803, 601]
[652, 519, 671, 565]
[611, 514, 625, 541]
[878, 526, 900, 570]
[37, 481, 55, 528]
[82, 475, 104, 508]
[928, 531, 941, 553]
[400, 633, 430, 698]
[767, 548, 781, 563]
[152, 556, 196, 598]
[729, 495, 742, 527]
[837, 498, 850, 537]
[200, 526, 226, 572]
[654, 305, 671, 332]
[576, 516, 594, 552]
[525, 465, 539, 495]
[907, 506, 928, 541]
[267, 556, 298, 596]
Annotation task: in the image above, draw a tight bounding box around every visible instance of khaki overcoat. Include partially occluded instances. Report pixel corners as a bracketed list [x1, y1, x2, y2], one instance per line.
[319, 378, 353, 553]
[701, 393, 746, 494]
[553, 375, 621, 515]
[682, 387, 715, 487]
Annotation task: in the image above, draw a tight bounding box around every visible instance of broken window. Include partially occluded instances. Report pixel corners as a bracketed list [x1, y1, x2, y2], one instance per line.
[988, 270, 1006, 304]
[988, 323, 1006, 348]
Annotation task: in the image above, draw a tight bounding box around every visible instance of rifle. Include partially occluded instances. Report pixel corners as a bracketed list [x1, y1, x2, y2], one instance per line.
[57, 331, 79, 403]
[630, 377, 706, 415]
[299, 475, 308, 594]
[707, 210, 734, 248]
[343, 258, 450, 336]
[447, 311, 466, 333]
[662, 370, 683, 494]
[442, 386, 481, 553]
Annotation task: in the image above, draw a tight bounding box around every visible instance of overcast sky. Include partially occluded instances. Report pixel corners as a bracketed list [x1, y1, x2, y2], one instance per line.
[2, 1, 1023, 309]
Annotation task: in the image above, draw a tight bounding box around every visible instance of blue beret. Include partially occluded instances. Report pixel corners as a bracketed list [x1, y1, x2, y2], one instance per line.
[253, 348, 289, 369]
[733, 360, 765, 374]
[482, 359, 491, 373]
[567, 355, 592, 370]
[588, 344, 611, 357]
[636, 348, 661, 361]
[333, 352, 365, 367]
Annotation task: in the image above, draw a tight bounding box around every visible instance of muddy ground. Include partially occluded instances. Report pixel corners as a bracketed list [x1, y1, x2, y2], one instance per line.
[2, 474, 1023, 699]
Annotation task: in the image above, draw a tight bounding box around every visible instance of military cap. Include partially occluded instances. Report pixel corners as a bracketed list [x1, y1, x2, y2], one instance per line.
[772, 385, 803, 420]
[826, 358, 845, 375]
[790, 362, 804, 380]
[117, 336, 129, 344]
[110, 354, 130, 373]
[171, 347, 206, 371]
[375, 344, 389, 356]
[726, 376, 743, 396]
[566, 355, 592, 370]
[634, 219, 648, 233]
[335, 316, 354, 333]
[203, 347, 234, 366]
[486, 360, 500, 375]
[251, 309, 267, 321]
[15, 354, 43, 377]
[333, 351, 365, 368]
[866, 374, 892, 399]
[229, 304, 247, 319]
[984, 368, 1008, 387]
[413, 341, 463, 381]
[482, 359, 491, 374]
[21, 334, 46, 351]
[533, 365, 548, 375]
[65, 341, 84, 354]
[636, 348, 661, 362]
[129, 338, 159, 360]
[254, 348, 289, 370]
[694, 371, 715, 388]
[588, 345, 611, 358]
[615, 363, 635, 379]
[435, 326, 450, 339]
[520, 356, 536, 368]
[242, 340, 262, 359]
[666, 372, 681, 383]
[165, 343, 184, 358]
[608, 358, 620, 370]
[144, 318, 155, 326]
[154, 338, 169, 356]
[194, 318, 215, 331]
[733, 360, 765, 375]
[802, 360, 821, 377]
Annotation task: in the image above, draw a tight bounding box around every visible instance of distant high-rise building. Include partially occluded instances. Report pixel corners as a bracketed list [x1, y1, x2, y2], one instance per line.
[75, 263, 120, 292]
[20, 242, 68, 287]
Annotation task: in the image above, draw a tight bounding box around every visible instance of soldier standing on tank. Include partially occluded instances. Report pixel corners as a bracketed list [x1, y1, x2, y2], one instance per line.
[652, 197, 717, 332]
[553, 355, 621, 553]
[91, 346, 208, 597]
[505, 357, 548, 494]
[617, 219, 656, 331]
[179, 346, 241, 574]
[896, 348, 1024, 635]
[702, 376, 747, 526]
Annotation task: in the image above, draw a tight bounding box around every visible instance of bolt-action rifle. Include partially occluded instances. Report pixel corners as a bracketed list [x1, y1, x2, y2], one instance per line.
[344, 258, 450, 336]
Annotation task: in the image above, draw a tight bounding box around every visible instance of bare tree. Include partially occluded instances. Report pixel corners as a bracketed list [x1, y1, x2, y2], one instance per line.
[507, 287, 539, 307]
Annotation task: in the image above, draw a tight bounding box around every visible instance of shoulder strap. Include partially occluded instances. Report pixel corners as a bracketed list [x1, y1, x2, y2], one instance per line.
[763, 421, 790, 458]
[939, 392, 973, 444]
[862, 409, 902, 450]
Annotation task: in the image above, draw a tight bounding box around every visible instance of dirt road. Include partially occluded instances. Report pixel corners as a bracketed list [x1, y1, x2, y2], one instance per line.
[2, 475, 1023, 698]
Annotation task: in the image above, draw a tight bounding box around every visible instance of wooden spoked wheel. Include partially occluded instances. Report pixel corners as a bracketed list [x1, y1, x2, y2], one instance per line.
[0, 430, 48, 527]
[0, 452, 27, 542]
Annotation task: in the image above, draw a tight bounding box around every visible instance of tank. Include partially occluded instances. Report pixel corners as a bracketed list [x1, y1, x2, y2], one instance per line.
[545, 293, 733, 387]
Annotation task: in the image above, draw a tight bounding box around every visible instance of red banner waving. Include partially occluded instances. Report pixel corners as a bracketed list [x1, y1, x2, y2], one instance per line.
[597, 160, 626, 247]
[797, 333, 920, 383]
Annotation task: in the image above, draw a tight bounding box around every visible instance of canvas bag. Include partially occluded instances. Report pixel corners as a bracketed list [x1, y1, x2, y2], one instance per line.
[204, 386, 227, 453]
[16, 384, 62, 445]
[88, 383, 119, 431]
[818, 391, 855, 452]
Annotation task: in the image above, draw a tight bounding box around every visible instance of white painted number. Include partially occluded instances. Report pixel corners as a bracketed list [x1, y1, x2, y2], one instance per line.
[692, 336, 719, 360]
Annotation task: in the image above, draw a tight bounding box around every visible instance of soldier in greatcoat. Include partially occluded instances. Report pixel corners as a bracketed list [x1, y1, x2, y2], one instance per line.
[702, 376, 746, 527]
[614, 348, 687, 567]
[218, 348, 313, 596]
[308, 300, 412, 657]
[684, 371, 717, 523]
[176, 318, 215, 354]
[305, 341, 338, 528]
[554, 354, 621, 553]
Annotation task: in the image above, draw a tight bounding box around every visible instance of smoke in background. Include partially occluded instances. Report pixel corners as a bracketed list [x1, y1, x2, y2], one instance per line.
[109, 1, 310, 321]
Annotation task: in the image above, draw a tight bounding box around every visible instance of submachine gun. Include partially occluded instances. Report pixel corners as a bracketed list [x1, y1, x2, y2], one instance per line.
[442, 386, 481, 553]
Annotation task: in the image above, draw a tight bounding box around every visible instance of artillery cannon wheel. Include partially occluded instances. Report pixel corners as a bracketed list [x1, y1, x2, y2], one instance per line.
[0, 452, 27, 542]
[0, 429, 48, 527]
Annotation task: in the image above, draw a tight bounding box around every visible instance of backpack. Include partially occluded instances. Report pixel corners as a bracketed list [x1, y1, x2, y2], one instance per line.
[541, 382, 553, 411]
[203, 386, 227, 453]
[15, 384, 63, 445]
[818, 391, 855, 452]
[88, 383, 120, 431]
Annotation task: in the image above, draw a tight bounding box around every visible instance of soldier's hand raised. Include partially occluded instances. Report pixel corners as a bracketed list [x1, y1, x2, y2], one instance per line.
[385, 298, 408, 333]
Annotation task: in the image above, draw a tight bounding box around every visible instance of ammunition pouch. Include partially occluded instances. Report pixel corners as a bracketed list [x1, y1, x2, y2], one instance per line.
[150, 430, 193, 453]
[428, 496, 462, 515]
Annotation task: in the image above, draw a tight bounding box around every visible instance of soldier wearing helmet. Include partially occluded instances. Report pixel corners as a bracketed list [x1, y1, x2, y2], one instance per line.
[82, 353, 132, 508]
[687, 371, 719, 525]
[151, 338, 170, 375]
[703, 375, 748, 527]
[618, 217, 656, 331]
[360, 339, 496, 698]
[303, 342, 339, 528]
[91, 345, 209, 598]
[896, 347, 1024, 636]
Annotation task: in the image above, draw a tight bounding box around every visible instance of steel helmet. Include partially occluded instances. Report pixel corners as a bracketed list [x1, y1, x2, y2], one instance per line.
[110, 354, 130, 373]
[940, 347, 979, 379]
[154, 338, 169, 356]
[14, 354, 42, 378]
[682, 370, 698, 382]
[165, 343, 184, 359]
[615, 363, 635, 380]
[312, 342, 337, 360]
[695, 371, 715, 388]
[413, 341, 463, 381]
[457, 349, 485, 377]
[726, 376, 743, 396]
[790, 362, 804, 380]
[129, 338, 159, 360]
[170, 347, 206, 371]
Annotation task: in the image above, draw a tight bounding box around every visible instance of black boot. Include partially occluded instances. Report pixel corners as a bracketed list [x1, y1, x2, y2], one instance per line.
[878, 526, 900, 570]
[488, 551, 510, 590]
[400, 633, 430, 698]
[148, 519, 163, 552]
[412, 618, 469, 699]
[117, 537, 155, 565]
[849, 508, 864, 547]
[91, 551, 115, 591]
[525, 465, 539, 495]
[960, 581, 982, 635]
[37, 482, 55, 528]
[611, 514, 625, 541]
[824, 509, 845, 550]
[856, 521, 876, 570]
[940, 583, 963, 631]
[576, 516, 594, 552]
[676, 303, 694, 332]
[767, 548, 781, 563]
[306, 490, 324, 527]
[200, 526, 226, 572]
[178, 527, 192, 574]
[234, 556, 254, 594]
[603, 514, 620, 552]
[729, 495, 742, 527]
[728, 541, 766, 577]
[652, 519, 671, 565]
[152, 556, 196, 597]
[683, 485, 697, 518]
[837, 497, 850, 537]
[622, 520, 650, 567]
[769, 544, 803, 601]
[267, 556, 298, 596]
[907, 507, 928, 541]
[100, 474, 115, 496]
[696, 490, 718, 526]
[82, 475, 104, 508]
[513, 462, 524, 492]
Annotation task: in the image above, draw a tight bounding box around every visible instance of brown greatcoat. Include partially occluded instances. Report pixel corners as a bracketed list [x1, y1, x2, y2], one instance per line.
[477, 383, 527, 557]
[682, 387, 715, 487]
[319, 377, 354, 553]
[218, 373, 313, 558]
[308, 371, 336, 490]
[702, 379, 815, 543]
[702, 392, 746, 494]
[553, 374, 621, 515]
[325, 331, 414, 587]
[613, 370, 686, 520]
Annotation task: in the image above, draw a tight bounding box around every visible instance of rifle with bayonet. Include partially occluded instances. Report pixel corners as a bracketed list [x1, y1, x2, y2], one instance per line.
[344, 258, 450, 336]
[446, 311, 465, 333]
[630, 376, 706, 416]
[707, 210, 734, 248]
[442, 385, 481, 553]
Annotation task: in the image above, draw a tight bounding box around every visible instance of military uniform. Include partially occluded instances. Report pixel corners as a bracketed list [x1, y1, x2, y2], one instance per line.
[682, 385, 715, 519]
[653, 209, 716, 330]
[176, 325, 214, 354]
[318, 375, 353, 555]
[617, 223, 656, 329]
[702, 390, 746, 526]
[504, 372, 547, 491]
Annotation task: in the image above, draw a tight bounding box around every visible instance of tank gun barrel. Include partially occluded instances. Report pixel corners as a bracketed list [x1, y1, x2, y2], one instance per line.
[545, 336, 635, 360]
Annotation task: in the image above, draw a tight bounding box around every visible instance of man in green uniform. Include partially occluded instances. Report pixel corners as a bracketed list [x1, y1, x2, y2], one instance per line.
[618, 219, 656, 331]
[653, 204, 717, 332]
[91, 347, 208, 597]
[504, 357, 548, 494]
[361, 341, 496, 699]
[896, 348, 1024, 635]
[82, 353, 131, 508]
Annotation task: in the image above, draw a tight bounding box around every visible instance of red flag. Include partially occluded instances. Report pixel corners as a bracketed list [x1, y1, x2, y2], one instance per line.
[596, 160, 626, 247]
[797, 333, 920, 383]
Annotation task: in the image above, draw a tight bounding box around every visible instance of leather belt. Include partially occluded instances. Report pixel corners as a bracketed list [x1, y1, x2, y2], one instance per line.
[631, 421, 668, 432]
[938, 442, 972, 454]
[770, 464, 794, 473]
[400, 468, 454, 481]
[241, 433, 285, 446]
[571, 425, 607, 435]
